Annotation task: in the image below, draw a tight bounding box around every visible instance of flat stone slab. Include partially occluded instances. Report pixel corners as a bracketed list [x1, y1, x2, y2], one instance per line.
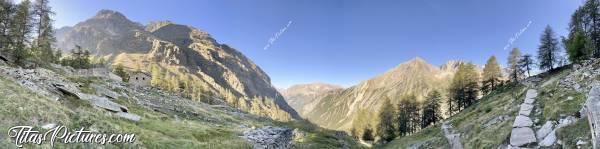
[115, 112, 141, 121]
[513, 115, 533, 127]
[526, 89, 538, 97]
[510, 127, 536, 147]
[539, 130, 557, 147]
[519, 104, 534, 116]
[536, 121, 554, 140]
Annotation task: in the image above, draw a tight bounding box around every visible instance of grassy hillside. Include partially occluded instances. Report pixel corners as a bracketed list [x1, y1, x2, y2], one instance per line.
[382, 66, 593, 148]
[0, 70, 362, 148]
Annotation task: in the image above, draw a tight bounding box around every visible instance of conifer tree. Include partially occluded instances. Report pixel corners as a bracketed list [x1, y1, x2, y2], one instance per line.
[10, 0, 33, 65]
[377, 98, 396, 142]
[421, 90, 442, 128]
[32, 0, 54, 62]
[507, 48, 522, 82]
[0, 0, 14, 53]
[448, 62, 480, 115]
[482, 55, 502, 94]
[538, 25, 560, 71]
[518, 54, 535, 77]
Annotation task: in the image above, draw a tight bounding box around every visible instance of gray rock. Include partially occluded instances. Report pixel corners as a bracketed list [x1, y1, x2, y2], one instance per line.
[518, 104, 534, 116]
[577, 140, 588, 145]
[242, 126, 293, 149]
[441, 122, 464, 149]
[557, 116, 577, 128]
[41, 123, 57, 129]
[483, 116, 505, 128]
[524, 89, 538, 104]
[93, 84, 120, 99]
[513, 115, 533, 128]
[536, 121, 555, 140]
[510, 127, 536, 147]
[115, 112, 141, 121]
[539, 130, 557, 147]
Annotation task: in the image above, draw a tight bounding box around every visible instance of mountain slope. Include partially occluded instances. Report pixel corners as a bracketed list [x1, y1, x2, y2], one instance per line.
[384, 60, 598, 148]
[281, 83, 343, 116]
[55, 10, 299, 120]
[303, 57, 461, 130]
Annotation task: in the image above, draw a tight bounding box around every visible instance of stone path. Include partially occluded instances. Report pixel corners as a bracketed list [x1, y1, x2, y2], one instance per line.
[509, 89, 538, 147]
[585, 85, 600, 149]
[442, 122, 464, 149]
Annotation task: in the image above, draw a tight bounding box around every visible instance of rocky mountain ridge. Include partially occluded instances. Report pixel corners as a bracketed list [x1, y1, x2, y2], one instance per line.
[281, 83, 343, 116]
[300, 57, 470, 130]
[55, 9, 299, 120]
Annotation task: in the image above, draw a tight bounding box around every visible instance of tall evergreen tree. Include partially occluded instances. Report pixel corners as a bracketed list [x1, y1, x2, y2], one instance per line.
[518, 54, 535, 77]
[377, 98, 396, 143]
[482, 55, 502, 94]
[396, 95, 412, 136]
[0, 0, 14, 53]
[32, 0, 54, 62]
[9, 0, 33, 65]
[421, 90, 442, 128]
[507, 48, 522, 82]
[538, 25, 560, 71]
[448, 62, 480, 115]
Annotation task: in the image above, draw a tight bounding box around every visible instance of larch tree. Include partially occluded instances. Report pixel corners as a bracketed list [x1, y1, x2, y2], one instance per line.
[9, 0, 33, 66]
[32, 0, 54, 63]
[377, 98, 396, 143]
[482, 55, 502, 94]
[507, 48, 522, 82]
[538, 25, 561, 71]
[518, 54, 535, 77]
[421, 90, 442, 128]
[0, 0, 14, 53]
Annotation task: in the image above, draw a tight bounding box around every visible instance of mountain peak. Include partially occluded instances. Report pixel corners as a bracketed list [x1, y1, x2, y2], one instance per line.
[407, 57, 426, 64]
[93, 9, 128, 20]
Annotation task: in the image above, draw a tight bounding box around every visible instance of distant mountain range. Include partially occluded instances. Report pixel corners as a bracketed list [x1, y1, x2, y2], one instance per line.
[55, 10, 299, 120]
[281, 83, 343, 116]
[283, 57, 475, 131]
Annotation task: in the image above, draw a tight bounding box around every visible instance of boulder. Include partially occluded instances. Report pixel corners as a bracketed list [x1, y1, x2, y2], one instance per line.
[510, 127, 536, 147]
[91, 96, 128, 112]
[536, 121, 554, 140]
[93, 84, 120, 99]
[513, 115, 533, 128]
[539, 130, 557, 147]
[115, 112, 141, 121]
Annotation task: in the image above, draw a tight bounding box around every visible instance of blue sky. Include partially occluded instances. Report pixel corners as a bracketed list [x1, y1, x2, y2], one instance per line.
[49, 0, 582, 88]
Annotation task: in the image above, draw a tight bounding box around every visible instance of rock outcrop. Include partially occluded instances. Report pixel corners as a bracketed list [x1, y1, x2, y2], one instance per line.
[242, 126, 293, 149]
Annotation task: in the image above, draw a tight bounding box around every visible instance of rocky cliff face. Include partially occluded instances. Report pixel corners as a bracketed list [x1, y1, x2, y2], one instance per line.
[302, 57, 465, 130]
[281, 83, 343, 116]
[55, 10, 299, 121]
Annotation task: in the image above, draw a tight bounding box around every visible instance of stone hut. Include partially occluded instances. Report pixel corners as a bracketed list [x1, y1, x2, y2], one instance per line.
[129, 72, 151, 87]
